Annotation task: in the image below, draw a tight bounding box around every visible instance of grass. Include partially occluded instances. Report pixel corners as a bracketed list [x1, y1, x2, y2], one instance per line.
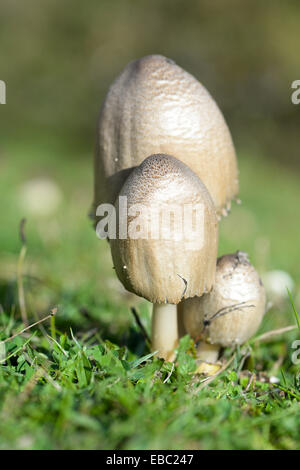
[0, 138, 299, 450]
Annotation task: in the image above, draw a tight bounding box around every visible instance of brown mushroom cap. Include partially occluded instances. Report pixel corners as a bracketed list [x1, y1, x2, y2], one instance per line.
[181, 251, 266, 346]
[109, 154, 218, 304]
[94, 54, 239, 217]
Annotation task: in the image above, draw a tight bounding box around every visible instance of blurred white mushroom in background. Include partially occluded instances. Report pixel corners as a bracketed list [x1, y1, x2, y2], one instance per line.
[262, 270, 295, 307]
[269, 376, 280, 384]
[18, 178, 63, 217]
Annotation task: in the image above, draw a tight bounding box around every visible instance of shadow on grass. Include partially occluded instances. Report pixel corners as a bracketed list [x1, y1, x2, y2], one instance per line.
[0, 279, 149, 357]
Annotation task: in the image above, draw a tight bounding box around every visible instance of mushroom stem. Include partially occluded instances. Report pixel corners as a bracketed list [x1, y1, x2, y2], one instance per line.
[177, 307, 187, 339]
[196, 342, 220, 363]
[151, 303, 178, 361]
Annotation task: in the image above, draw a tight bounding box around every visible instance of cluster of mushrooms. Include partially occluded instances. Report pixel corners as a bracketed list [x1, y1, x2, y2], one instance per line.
[94, 55, 266, 373]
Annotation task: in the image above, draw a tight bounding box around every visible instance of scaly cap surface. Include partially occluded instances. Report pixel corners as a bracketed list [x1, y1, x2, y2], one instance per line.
[94, 55, 239, 216]
[181, 251, 266, 346]
[109, 154, 218, 304]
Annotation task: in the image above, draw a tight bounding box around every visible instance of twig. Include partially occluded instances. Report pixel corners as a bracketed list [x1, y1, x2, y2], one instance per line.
[31, 305, 50, 340]
[245, 373, 256, 392]
[251, 325, 298, 344]
[130, 307, 151, 345]
[163, 363, 175, 383]
[1, 307, 57, 344]
[199, 302, 255, 337]
[17, 218, 28, 325]
[206, 301, 255, 325]
[23, 351, 62, 392]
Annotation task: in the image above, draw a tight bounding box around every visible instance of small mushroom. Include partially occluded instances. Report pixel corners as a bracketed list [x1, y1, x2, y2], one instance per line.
[94, 55, 238, 219]
[180, 251, 266, 365]
[109, 154, 218, 361]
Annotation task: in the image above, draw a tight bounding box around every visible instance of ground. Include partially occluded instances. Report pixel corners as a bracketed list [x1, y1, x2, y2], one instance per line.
[0, 139, 299, 450]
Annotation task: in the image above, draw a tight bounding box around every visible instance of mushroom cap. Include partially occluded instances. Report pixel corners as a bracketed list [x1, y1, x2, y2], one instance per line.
[109, 154, 218, 304]
[94, 54, 239, 217]
[181, 251, 266, 346]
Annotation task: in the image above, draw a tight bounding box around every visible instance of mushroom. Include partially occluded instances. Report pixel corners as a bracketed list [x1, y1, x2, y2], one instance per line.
[109, 154, 218, 361]
[94, 54, 238, 220]
[180, 251, 266, 367]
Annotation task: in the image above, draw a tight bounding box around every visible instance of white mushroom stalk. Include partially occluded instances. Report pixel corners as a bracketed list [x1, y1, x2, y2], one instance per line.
[109, 154, 218, 361]
[151, 304, 179, 362]
[196, 342, 220, 364]
[180, 251, 266, 369]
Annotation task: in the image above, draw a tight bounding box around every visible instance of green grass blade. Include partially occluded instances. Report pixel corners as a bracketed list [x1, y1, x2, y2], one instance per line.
[0, 333, 36, 364]
[129, 351, 157, 368]
[287, 289, 300, 330]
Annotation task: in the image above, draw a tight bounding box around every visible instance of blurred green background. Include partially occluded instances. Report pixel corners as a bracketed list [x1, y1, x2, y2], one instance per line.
[1, 0, 300, 164]
[1, 0, 299, 311]
[0, 0, 300, 450]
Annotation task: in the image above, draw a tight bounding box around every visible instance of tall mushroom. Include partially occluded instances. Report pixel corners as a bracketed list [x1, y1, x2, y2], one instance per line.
[180, 251, 266, 368]
[94, 54, 238, 221]
[109, 154, 218, 361]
